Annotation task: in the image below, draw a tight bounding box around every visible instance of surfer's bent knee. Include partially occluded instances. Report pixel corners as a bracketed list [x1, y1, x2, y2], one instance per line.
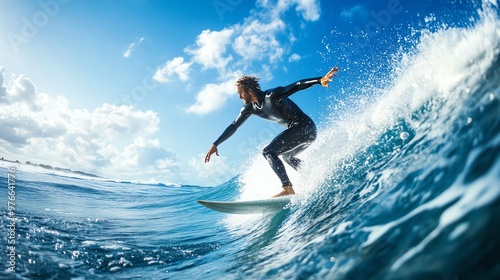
[262, 146, 277, 160]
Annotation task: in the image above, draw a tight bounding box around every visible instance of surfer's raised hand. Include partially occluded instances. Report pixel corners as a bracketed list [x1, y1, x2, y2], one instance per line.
[205, 144, 219, 163]
[320, 67, 339, 88]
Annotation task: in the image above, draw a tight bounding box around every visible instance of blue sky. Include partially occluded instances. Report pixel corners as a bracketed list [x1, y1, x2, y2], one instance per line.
[0, 0, 487, 185]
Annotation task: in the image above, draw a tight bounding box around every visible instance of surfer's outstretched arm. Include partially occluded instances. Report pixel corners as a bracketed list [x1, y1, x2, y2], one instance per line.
[271, 67, 339, 99]
[205, 105, 252, 163]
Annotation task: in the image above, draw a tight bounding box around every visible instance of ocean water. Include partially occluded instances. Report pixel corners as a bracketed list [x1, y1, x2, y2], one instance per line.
[1, 3, 500, 280]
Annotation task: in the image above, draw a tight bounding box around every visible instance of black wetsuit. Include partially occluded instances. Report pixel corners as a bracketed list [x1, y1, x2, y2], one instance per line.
[213, 77, 322, 186]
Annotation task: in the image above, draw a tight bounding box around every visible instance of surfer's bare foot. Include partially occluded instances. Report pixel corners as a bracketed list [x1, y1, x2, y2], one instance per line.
[273, 186, 295, 197]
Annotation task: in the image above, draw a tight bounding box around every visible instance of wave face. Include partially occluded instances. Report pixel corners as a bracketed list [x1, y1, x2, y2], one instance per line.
[1, 2, 500, 280]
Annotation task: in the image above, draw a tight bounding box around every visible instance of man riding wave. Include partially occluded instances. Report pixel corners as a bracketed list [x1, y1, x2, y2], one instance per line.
[205, 67, 339, 197]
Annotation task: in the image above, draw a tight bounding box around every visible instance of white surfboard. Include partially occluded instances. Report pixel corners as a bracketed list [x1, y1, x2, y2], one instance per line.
[197, 196, 293, 214]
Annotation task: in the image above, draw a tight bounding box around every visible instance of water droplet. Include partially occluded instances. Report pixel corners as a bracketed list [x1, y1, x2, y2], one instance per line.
[400, 132, 409, 141]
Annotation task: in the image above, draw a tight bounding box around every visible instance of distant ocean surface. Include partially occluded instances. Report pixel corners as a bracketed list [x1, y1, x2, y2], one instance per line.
[1, 3, 500, 280]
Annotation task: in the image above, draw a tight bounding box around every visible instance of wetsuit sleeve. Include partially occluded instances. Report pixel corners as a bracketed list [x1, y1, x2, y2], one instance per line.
[270, 77, 322, 100]
[213, 105, 252, 146]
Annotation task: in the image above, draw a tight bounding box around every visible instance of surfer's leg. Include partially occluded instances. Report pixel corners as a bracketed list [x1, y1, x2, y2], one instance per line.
[262, 142, 292, 187]
[283, 155, 302, 170]
[262, 121, 316, 188]
[281, 122, 317, 170]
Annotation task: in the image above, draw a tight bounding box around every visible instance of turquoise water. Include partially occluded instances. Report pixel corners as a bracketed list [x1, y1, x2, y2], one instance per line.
[1, 2, 500, 280]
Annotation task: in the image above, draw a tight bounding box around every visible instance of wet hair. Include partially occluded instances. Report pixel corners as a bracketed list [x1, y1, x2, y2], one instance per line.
[236, 75, 261, 93]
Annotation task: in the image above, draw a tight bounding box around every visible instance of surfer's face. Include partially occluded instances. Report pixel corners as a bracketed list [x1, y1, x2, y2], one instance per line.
[237, 85, 255, 104]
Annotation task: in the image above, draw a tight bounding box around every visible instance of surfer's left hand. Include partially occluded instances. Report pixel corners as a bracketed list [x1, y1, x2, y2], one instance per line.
[321, 67, 339, 87]
[205, 144, 219, 163]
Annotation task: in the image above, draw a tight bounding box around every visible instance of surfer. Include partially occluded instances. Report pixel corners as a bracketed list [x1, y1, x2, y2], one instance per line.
[205, 67, 339, 197]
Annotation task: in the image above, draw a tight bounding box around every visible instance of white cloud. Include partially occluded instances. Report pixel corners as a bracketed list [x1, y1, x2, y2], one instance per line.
[185, 28, 234, 71]
[153, 56, 192, 83]
[186, 76, 240, 115]
[294, 0, 321, 21]
[288, 53, 302, 62]
[123, 37, 144, 58]
[1, 74, 39, 110]
[264, 0, 321, 21]
[189, 153, 234, 186]
[154, 0, 321, 115]
[340, 5, 368, 21]
[0, 68, 182, 182]
[232, 19, 286, 62]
